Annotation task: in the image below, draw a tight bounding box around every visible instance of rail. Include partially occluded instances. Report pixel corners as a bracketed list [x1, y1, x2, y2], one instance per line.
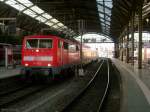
[61, 58, 110, 112]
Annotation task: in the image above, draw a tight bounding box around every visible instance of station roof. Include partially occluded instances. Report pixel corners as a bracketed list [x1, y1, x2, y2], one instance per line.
[0, 0, 144, 41]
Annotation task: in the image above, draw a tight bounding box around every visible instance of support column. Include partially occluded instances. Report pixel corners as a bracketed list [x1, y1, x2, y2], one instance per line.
[138, 4, 143, 69]
[119, 37, 121, 60]
[121, 36, 123, 61]
[114, 40, 119, 58]
[131, 13, 135, 65]
[126, 25, 129, 63]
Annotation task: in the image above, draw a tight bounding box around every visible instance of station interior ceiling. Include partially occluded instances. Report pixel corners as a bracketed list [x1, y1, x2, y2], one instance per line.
[0, 0, 148, 42]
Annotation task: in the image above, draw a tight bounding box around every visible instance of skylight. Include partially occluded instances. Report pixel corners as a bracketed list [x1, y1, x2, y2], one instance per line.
[23, 9, 37, 18]
[42, 13, 52, 19]
[5, 0, 26, 11]
[0, 0, 75, 36]
[50, 18, 59, 23]
[45, 21, 54, 26]
[30, 6, 44, 14]
[17, 0, 33, 7]
[52, 25, 59, 29]
[96, 0, 113, 34]
[57, 23, 64, 27]
[36, 16, 47, 23]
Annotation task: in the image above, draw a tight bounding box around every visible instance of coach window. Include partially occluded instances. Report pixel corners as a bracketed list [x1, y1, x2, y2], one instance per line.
[58, 41, 62, 48]
[76, 45, 79, 51]
[64, 42, 68, 50]
[69, 44, 76, 52]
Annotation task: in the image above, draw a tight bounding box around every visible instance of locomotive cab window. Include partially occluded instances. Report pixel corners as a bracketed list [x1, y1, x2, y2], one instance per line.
[39, 39, 52, 48]
[26, 39, 38, 48]
[26, 39, 52, 48]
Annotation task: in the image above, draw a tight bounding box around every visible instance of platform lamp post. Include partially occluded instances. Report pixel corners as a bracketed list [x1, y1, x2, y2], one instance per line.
[78, 19, 85, 76]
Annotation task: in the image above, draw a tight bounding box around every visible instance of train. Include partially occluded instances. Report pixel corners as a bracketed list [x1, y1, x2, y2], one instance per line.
[21, 35, 98, 79]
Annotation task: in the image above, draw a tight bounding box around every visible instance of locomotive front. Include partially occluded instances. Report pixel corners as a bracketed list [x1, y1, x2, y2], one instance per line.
[21, 35, 56, 78]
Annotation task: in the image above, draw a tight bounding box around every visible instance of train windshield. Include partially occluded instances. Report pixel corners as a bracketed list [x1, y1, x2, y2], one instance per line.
[26, 39, 53, 48]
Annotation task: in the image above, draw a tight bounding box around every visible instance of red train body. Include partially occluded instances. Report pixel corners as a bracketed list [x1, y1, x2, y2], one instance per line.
[21, 35, 97, 78]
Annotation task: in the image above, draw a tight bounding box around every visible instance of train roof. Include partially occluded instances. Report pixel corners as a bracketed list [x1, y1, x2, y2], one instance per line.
[24, 35, 80, 44]
[24, 35, 61, 39]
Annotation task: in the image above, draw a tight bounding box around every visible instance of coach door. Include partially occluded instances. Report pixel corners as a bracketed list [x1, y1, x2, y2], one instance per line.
[60, 41, 63, 65]
[58, 40, 63, 66]
[63, 42, 69, 65]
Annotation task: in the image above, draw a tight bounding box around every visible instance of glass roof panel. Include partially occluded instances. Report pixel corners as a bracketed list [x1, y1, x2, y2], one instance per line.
[105, 15, 111, 21]
[50, 18, 59, 23]
[100, 18, 105, 22]
[5, 0, 26, 11]
[62, 26, 67, 29]
[105, 21, 110, 25]
[96, 0, 113, 34]
[31, 6, 44, 14]
[52, 25, 60, 29]
[98, 4, 104, 12]
[17, 0, 33, 7]
[105, 1, 113, 8]
[99, 13, 104, 18]
[45, 21, 54, 26]
[105, 7, 111, 15]
[36, 16, 47, 23]
[57, 23, 64, 27]
[1, 0, 70, 34]
[42, 13, 52, 19]
[101, 22, 106, 26]
[23, 9, 37, 18]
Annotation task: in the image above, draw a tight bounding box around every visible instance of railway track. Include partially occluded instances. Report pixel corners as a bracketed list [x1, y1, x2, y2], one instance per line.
[0, 84, 50, 109]
[61, 59, 110, 112]
[0, 59, 112, 112]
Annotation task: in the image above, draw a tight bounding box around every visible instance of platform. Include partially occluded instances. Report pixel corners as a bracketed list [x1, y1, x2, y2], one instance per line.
[112, 59, 150, 112]
[0, 66, 21, 79]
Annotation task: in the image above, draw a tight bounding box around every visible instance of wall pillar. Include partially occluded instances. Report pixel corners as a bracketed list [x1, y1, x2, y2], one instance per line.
[138, 4, 143, 69]
[126, 25, 129, 63]
[131, 12, 135, 65]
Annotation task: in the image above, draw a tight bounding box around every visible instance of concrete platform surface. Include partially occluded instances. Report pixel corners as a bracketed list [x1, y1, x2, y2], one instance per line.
[112, 59, 150, 112]
[0, 66, 21, 79]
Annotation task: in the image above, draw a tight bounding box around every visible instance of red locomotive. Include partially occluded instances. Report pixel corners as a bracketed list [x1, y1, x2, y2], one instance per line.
[21, 35, 98, 79]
